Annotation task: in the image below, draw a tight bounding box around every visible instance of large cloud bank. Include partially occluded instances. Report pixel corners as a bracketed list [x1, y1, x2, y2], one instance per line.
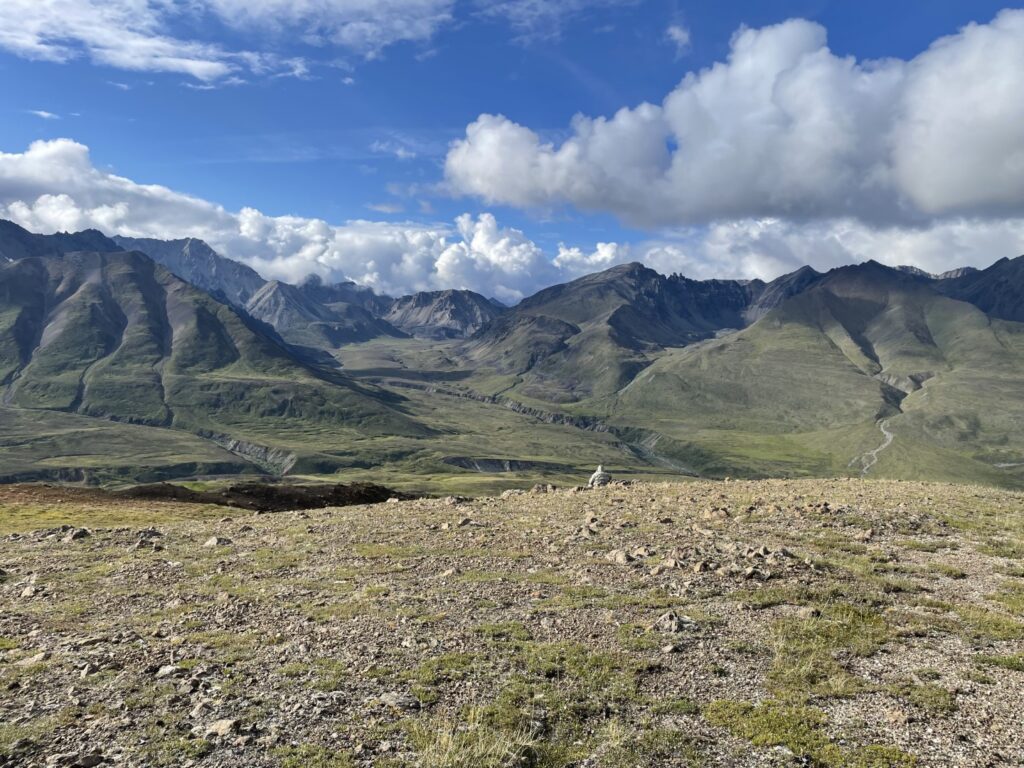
[2, 138, 1024, 300]
[446, 11, 1024, 228]
[0, 139, 568, 301]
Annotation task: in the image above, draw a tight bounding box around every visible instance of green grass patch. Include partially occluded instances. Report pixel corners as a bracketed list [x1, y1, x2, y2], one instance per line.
[769, 603, 889, 699]
[704, 700, 916, 767]
[975, 653, 1024, 672]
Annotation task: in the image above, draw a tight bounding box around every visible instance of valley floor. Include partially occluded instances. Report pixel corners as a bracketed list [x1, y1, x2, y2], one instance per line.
[2, 479, 1023, 767]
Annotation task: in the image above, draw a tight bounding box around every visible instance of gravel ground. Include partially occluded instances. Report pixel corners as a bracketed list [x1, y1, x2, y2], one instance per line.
[1, 478, 1022, 767]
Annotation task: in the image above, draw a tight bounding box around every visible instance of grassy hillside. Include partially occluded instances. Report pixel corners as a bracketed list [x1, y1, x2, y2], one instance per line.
[606, 263, 1024, 486]
[0, 252, 436, 477]
[0, 406, 254, 484]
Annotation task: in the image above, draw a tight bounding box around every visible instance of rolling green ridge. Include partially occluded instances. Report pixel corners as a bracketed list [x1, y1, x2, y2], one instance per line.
[2, 218, 1023, 491]
[605, 262, 1024, 485]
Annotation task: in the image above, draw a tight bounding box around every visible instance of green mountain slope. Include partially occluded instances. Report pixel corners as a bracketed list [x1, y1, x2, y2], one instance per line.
[464, 262, 760, 401]
[608, 262, 1024, 485]
[0, 251, 428, 452]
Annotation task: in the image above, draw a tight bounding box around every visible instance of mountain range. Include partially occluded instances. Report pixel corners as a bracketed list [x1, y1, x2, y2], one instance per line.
[1, 218, 1022, 491]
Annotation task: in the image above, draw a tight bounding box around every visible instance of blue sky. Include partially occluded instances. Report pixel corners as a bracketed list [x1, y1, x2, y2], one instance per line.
[1, 1, 1022, 299]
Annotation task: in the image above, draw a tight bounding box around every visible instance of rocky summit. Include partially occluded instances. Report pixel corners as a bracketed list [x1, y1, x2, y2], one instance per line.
[1, 478, 1022, 767]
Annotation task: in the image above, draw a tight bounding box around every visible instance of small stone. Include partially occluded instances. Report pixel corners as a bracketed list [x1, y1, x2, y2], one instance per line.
[8, 738, 34, 755]
[205, 719, 240, 738]
[62, 528, 90, 543]
[20, 585, 39, 599]
[692, 560, 710, 573]
[886, 708, 911, 726]
[796, 606, 821, 619]
[16, 651, 50, 667]
[457, 517, 473, 527]
[604, 549, 634, 565]
[652, 611, 695, 633]
[379, 691, 420, 711]
[203, 536, 232, 548]
[155, 664, 185, 679]
[661, 644, 681, 654]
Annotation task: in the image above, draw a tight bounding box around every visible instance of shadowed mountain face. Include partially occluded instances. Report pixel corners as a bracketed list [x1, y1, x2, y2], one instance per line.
[0, 251, 424, 440]
[0, 220, 120, 262]
[245, 280, 406, 349]
[113, 236, 266, 308]
[385, 289, 505, 339]
[937, 255, 1024, 323]
[297, 274, 393, 316]
[744, 265, 822, 322]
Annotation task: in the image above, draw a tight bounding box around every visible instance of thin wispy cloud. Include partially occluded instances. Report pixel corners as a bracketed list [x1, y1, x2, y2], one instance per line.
[370, 140, 417, 161]
[666, 24, 691, 55]
[367, 202, 404, 214]
[476, 0, 639, 42]
[27, 110, 60, 120]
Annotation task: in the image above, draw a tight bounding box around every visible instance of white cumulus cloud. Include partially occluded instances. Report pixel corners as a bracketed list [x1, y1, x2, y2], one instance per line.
[446, 10, 1024, 228]
[2, 139, 1023, 302]
[0, 138, 557, 300]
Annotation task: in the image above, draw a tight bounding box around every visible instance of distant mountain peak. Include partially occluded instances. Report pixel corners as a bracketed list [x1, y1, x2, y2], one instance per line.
[385, 288, 505, 339]
[112, 234, 265, 307]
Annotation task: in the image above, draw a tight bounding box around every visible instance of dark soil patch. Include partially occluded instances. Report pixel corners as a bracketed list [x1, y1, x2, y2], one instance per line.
[115, 481, 413, 512]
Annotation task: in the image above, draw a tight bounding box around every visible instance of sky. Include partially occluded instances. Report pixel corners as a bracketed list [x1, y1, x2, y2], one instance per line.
[1, 0, 1023, 300]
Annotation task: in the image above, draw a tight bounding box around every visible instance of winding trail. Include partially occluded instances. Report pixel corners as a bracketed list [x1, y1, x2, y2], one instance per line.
[858, 419, 895, 476]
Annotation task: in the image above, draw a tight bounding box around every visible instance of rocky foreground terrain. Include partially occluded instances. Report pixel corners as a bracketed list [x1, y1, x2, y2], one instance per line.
[2, 479, 1023, 767]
